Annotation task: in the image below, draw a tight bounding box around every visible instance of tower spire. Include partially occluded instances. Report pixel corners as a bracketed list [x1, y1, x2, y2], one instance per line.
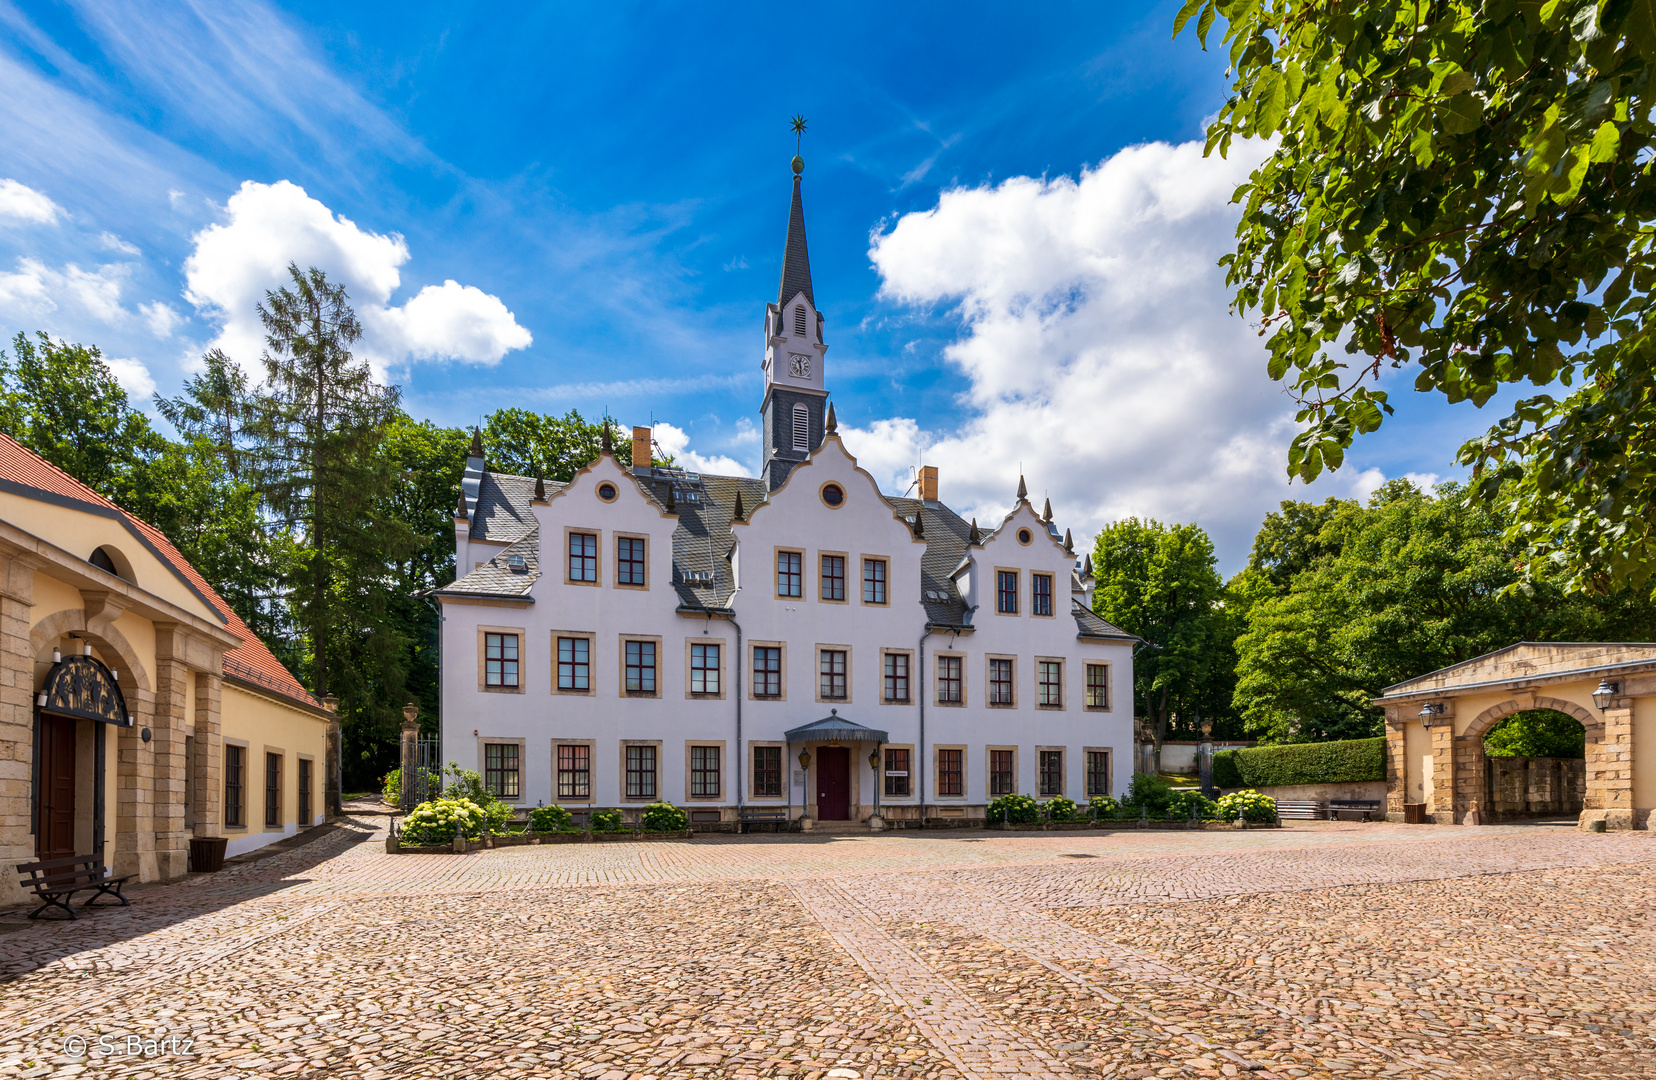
[779, 115, 814, 308]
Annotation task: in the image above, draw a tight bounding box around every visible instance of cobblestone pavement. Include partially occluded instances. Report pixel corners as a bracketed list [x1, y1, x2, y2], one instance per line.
[0, 819, 1652, 1079]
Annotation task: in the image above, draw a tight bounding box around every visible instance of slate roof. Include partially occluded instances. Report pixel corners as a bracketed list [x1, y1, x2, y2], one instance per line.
[0, 433, 325, 713]
[778, 173, 814, 308]
[437, 457, 1136, 642]
[435, 529, 540, 600]
[469, 471, 560, 543]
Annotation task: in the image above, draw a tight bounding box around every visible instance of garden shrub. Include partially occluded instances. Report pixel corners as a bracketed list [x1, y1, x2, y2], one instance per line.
[1087, 794, 1120, 818]
[1168, 789, 1219, 820]
[382, 769, 400, 806]
[1043, 796, 1078, 822]
[987, 793, 1039, 824]
[400, 798, 487, 845]
[483, 799, 512, 833]
[1216, 789, 1277, 824]
[1124, 772, 1173, 813]
[589, 808, 624, 832]
[640, 801, 688, 832]
[1224, 738, 1385, 788]
[1210, 750, 1244, 790]
[529, 804, 573, 832]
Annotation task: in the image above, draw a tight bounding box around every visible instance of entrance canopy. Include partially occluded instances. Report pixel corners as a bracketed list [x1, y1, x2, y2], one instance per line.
[784, 709, 887, 744]
[38, 654, 130, 727]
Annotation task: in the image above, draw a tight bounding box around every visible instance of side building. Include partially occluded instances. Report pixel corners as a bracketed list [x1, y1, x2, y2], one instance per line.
[431, 153, 1135, 826]
[0, 434, 336, 906]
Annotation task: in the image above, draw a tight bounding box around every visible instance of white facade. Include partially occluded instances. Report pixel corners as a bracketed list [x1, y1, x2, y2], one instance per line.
[433, 159, 1135, 826]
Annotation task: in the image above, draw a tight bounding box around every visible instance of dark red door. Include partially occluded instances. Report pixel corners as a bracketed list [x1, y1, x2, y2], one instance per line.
[37, 714, 77, 859]
[817, 746, 850, 820]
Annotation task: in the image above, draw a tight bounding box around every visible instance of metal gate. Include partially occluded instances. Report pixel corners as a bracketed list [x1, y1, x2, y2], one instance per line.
[400, 738, 442, 812]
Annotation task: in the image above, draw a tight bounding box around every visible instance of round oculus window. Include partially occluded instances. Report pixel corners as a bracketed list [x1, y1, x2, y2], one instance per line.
[596, 482, 618, 502]
[1017, 528, 1033, 545]
[820, 482, 845, 508]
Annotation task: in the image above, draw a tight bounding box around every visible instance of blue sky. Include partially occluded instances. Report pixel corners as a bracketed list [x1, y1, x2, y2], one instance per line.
[0, 1, 1522, 570]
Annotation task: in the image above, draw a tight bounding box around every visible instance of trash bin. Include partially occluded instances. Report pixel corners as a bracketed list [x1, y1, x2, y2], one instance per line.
[188, 835, 229, 873]
[1402, 802, 1427, 825]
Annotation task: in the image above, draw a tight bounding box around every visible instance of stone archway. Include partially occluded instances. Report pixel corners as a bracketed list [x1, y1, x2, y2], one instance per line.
[29, 608, 153, 694]
[1457, 696, 1603, 822]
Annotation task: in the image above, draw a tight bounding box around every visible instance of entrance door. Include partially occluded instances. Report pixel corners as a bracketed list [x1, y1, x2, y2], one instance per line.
[37, 714, 77, 859]
[817, 746, 850, 820]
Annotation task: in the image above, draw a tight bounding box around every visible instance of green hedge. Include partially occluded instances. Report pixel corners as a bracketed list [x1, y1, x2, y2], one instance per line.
[1213, 737, 1385, 789]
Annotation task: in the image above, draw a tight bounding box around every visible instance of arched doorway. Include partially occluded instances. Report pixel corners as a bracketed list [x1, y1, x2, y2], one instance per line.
[33, 651, 130, 859]
[1481, 709, 1586, 821]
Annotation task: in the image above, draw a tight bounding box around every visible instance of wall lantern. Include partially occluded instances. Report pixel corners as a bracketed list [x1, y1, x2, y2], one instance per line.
[797, 748, 811, 771]
[1593, 679, 1621, 710]
[1418, 702, 1446, 726]
[868, 747, 881, 770]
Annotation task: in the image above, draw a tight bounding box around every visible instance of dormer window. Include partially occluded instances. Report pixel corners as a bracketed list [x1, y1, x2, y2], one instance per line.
[794, 305, 807, 336]
[792, 403, 809, 451]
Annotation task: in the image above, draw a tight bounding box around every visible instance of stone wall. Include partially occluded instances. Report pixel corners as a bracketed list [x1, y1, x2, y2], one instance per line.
[1485, 755, 1585, 819]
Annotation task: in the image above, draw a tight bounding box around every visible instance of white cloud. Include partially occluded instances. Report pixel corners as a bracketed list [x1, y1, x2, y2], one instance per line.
[0, 259, 53, 315]
[866, 140, 1384, 563]
[651, 422, 746, 476]
[97, 231, 140, 256]
[0, 257, 131, 326]
[0, 178, 62, 224]
[183, 180, 531, 374]
[139, 300, 183, 339]
[103, 356, 156, 400]
[365, 279, 532, 364]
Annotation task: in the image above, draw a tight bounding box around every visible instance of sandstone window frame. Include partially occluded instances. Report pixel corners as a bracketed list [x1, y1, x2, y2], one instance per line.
[934, 745, 966, 799]
[478, 625, 527, 694]
[1084, 747, 1113, 798]
[564, 527, 601, 586]
[553, 739, 597, 805]
[686, 741, 726, 800]
[935, 651, 966, 707]
[552, 630, 596, 696]
[987, 746, 1017, 797]
[619, 634, 663, 698]
[621, 740, 663, 802]
[614, 533, 649, 590]
[749, 641, 787, 701]
[686, 639, 726, 699]
[986, 654, 1016, 708]
[750, 742, 786, 800]
[817, 644, 851, 704]
[1036, 657, 1064, 710]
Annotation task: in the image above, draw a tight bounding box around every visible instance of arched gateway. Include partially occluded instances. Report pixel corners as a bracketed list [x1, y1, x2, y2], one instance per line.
[1373, 642, 1656, 830]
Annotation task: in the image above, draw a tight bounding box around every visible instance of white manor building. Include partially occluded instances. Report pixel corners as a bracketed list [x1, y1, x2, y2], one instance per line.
[432, 155, 1136, 827]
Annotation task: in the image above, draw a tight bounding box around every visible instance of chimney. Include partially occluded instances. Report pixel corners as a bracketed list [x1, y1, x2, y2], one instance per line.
[631, 426, 653, 471]
[919, 465, 938, 503]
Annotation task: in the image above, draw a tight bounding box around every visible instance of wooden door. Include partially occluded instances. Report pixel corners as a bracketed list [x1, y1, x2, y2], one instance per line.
[37, 714, 77, 859]
[817, 746, 850, 820]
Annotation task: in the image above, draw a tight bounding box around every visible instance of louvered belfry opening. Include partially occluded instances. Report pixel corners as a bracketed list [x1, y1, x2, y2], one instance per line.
[794, 305, 808, 336]
[792, 403, 810, 451]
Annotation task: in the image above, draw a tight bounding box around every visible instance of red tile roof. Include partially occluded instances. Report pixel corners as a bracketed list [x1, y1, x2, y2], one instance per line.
[0, 433, 324, 713]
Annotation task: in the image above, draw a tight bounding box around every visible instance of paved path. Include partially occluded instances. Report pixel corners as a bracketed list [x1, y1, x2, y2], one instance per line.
[0, 820, 1651, 1078]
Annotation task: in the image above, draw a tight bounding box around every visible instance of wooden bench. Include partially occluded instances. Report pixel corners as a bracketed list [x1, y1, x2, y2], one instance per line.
[15, 855, 133, 920]
[1275, 800, 1326, 821]
[736, 806, 791, 833]
[1329, 799, 1383, 822]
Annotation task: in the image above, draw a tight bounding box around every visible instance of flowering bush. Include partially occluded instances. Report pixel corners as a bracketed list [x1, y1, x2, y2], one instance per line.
[1088, 794, 1121, 818]
[1216, 789, 1277, 824]
[400, 798, 487, 846]
[1043, 796, 1078, 822]
[1168, 790, 1220, 820]
[987, 793, 1040, 824]
[529, 804, 573, 832]
[640, 801, 688, 832]
[590, 808, 624, 832]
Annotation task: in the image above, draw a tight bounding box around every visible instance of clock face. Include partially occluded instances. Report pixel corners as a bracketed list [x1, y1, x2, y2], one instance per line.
[789, 353, 812, 378]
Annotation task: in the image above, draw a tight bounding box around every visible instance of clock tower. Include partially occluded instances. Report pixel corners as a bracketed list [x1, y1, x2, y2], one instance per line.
[761, 151, 829, 489]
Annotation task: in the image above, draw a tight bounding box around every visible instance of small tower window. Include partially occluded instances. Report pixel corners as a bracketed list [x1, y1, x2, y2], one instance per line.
[792, 403, 810, 451]
[794, 305, 807, 336]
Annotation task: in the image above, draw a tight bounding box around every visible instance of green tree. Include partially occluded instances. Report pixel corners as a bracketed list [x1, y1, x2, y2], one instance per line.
[1247, 496, 1349, 594]
[0, 332, 167, 510]
[1484, 709, 1587, 758]
[481, 408, 634, 479]
[1235, 479, 1656, 742]
[1091, 519, 1229, 765]
[242, 266, 416, 786]
[1175, 1, 1656, 593]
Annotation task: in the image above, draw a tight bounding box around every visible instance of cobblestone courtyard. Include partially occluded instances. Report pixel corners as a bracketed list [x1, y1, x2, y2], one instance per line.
[0, 820, 1651, 1079]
